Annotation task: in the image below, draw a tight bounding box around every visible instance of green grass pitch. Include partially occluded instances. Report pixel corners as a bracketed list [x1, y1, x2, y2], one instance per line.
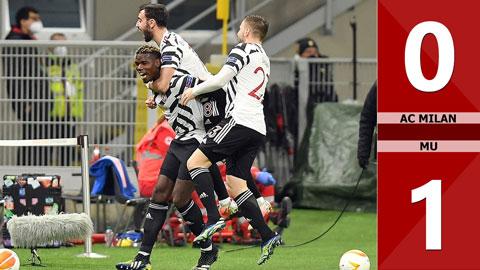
[11, 209, 376, 270]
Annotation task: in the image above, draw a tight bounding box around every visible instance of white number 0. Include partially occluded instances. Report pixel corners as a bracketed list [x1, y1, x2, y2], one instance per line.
[405, 21, 454, 92]
[411, 180, 442, 250]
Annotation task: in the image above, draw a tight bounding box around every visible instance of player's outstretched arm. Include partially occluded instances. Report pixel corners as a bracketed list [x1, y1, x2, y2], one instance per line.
[149, 67, 175, 94]
[181, 66, 235, 105]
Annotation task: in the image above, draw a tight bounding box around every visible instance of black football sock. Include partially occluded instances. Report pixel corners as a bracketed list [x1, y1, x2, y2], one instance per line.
[189, 167, 221, 226]
[246, 172, 262, 199]
[177, 200, 204, 236]
[234, 189, 275, 243]
[177, 199, 211, 249]
[139, 202, 169, 257]
[210, 164, 229, 201]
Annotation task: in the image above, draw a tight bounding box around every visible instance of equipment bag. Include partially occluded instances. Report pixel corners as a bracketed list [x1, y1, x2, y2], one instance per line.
[2, 174, 64, 247]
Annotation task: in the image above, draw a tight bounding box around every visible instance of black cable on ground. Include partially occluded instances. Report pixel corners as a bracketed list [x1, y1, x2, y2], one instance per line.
[223, 168, 365, 253]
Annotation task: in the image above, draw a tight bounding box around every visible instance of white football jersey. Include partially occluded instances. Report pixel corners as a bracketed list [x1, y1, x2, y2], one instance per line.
[158, 31, 211, 80]
[223, 43, 270, 135]
[154, 70, 205, 143]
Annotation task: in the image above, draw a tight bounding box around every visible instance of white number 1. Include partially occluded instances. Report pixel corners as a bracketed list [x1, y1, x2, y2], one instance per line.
[411, 180, 442, 250]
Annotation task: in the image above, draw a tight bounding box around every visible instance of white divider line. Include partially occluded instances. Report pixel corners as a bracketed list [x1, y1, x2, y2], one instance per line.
[378, 112, 480, 124]
[378, 140, 480, 152]
[0, 138, 78, 147]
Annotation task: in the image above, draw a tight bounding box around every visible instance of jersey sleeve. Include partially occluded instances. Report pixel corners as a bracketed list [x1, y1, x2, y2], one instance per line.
[170, 75, 198, 96]
[161, 39, 183, 70]
[223, 43, 249, 75]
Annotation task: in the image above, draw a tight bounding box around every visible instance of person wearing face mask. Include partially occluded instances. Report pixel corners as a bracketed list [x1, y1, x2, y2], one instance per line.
[5, 6, 43, 40]
[3, 6, 50, 166]
[46, 33, 83, 166]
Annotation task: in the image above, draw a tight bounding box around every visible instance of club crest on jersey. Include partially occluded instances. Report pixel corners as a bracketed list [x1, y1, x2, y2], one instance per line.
[162, 56, 172, 62]
[185, 76, 193, 88]
[227, 57, 237, 63]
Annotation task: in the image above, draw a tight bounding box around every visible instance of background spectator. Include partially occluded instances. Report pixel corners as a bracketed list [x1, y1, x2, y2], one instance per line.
[295, 37, 338, 139]
[47, 33, 83, 165]
[3, 6, 50, 165]
[296, 38, 326, 58]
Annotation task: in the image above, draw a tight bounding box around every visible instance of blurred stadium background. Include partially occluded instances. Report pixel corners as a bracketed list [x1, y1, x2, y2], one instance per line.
[0, 0, 377, 268]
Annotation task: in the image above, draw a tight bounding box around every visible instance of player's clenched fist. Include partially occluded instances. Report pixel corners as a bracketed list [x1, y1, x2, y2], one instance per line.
[145, 96, 157, 109]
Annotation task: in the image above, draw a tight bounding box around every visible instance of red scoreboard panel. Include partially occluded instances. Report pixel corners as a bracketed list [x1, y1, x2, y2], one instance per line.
[378, 0, 480, 269]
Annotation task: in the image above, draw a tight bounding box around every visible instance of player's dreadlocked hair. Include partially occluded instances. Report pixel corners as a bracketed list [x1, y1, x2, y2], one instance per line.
[135, 44, 161, 58]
